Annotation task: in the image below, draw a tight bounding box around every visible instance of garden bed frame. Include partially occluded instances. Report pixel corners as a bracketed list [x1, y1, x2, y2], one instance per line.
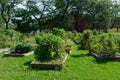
[30, 54, 68, 70]
[4, 51, 34, 57]
[90, 51, 120, 61]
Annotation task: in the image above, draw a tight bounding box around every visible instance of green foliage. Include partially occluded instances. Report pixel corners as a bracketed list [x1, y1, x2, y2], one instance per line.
[91, 33, 120, 55]
[2, 44, 120, 80]
[15, 42, 32, 53]
[0, 0, 21, 29]
[0, 28, 21, 48]
[52, 28, 67, 39]
[34, 34, 47, 44]
[80, 30, 93, 50]
[92, 29, 101, 35]
[0, 34, 8, 48]
[79, 30, 120, 55]
[34, 33, 65, 60]
[72, 31, 82, 44]
[0, 27, 36, 50]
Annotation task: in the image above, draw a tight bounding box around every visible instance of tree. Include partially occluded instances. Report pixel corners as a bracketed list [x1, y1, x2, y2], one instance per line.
[12, 0, 117, 32]
[0, 15, 4, 27]
[12, 7, 39, 33]
[0, 0, 22, 29]
[26, 0, 56, 31]
[112, 0, 120, 31]
[83, 0, 114, 31]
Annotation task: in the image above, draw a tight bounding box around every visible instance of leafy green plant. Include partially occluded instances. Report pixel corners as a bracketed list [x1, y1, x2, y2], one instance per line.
[15, 42, 32, 53]
[34, 33, 65, 60]
[34, 33, 47, 44]
[80, 30, 93, 50]
[91, 33, 119, 55]
[72, 31, 82, 44]
[52, 28, 68, 39]
[0, 34, 8, 48]
[0, 28, 21, 48]
[92, 29, 101, 35]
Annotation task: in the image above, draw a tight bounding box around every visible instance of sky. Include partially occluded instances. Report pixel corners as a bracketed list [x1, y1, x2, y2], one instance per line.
[15, 0, 120, 9]
[112, 0, 120, 4]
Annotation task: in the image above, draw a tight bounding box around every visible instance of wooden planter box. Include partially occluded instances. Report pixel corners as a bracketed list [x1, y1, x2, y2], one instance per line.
[30, 54, 68, 70]
[90, 51, 120, 61]
[4, 51, 34, 57]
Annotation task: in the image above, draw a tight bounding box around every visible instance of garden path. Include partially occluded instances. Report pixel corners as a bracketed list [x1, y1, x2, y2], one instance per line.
[0, 48, 10, 53]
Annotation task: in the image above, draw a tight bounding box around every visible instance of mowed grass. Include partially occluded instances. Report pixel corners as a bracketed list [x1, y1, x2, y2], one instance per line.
[1, 45, 120, 80]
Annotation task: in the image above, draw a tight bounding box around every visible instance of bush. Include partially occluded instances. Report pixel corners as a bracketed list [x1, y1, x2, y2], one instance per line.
[0, 34, 8, 48]
[72, 31, 82, 44]
[0, 28, 21, 48]
[34, 34, 47, 44]
[4, 29, 20, 37]
[92, 29, 101, 35]
[91, 33, 119, 55]
[15, 42, 32, 53]
[34, 33, 65, 60]
[80, 30, 93, 50]
[52, 28, 67, 39]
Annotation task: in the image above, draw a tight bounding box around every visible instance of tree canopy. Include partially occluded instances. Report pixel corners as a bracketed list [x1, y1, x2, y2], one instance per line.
[0, 0, 120, 32]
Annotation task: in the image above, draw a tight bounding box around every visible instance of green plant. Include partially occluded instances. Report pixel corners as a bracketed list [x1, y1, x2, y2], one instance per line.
[34, 33, 65, 60]
[0, 34, 7, 48]
[2, 43, 120, 80]
[92, 29, 100, 35]
[72, 31, 82, 44]
[34, 33, 47, 44]
[15, 42, 32, 53]
[52, 28, 67, 39]
[80, 30, 93, 50]
[91, 33, 120, 55]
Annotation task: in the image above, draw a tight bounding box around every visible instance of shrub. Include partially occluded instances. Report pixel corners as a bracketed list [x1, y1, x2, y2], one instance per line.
[117, 37, 120, 51]
[0, 28, 21, 48]
[92, 29, 100, 35]
[52, 28, 67, 39]
[34, 33, 65, 60]
[15, 42, 32, 53]
[67, 31, 74, 39]
[91, 33, 119, 55]
[0, 34, 8, 48]
[80, 30, 93, 50]
[72, 31, 82, 44]
[34, 33, 47, 44]
[4, 29, 20, 37]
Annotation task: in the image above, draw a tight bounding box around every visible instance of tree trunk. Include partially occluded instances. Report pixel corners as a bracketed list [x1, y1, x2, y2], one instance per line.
[5, 22, 9, 29]
[61, 0, 69, 21]
[1, 8, 10, 29]
[38, 21, 41, 32]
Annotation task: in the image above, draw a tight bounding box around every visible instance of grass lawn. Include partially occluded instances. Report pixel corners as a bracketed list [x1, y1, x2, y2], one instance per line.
[1, 45, 120, 80]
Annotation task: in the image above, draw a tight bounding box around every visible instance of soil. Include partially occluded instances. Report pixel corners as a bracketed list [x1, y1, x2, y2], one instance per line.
[90, 50, 120, 61]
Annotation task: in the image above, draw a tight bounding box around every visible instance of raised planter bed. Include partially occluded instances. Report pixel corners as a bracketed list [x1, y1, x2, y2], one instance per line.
[90, 51, 120, 61]
[30, 54, 68, 70]
[4, 51, 34, 57]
